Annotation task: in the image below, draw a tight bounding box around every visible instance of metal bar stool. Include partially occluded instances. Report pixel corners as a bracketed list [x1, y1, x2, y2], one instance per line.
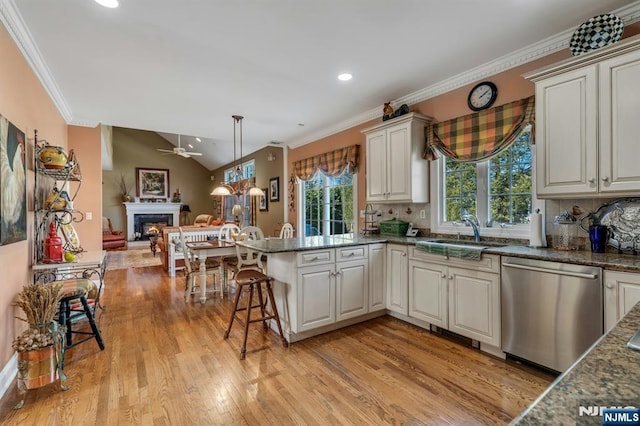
[224, 270, 288, 359]
[55, 279, 105, 352]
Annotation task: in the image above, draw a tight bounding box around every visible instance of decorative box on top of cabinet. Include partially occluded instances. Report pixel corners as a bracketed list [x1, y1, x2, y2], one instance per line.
[361, 112, 433, 203]
[524, 34, 640, 198]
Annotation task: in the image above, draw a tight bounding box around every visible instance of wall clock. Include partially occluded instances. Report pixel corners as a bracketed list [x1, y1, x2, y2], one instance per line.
[467, 81, 498, 111]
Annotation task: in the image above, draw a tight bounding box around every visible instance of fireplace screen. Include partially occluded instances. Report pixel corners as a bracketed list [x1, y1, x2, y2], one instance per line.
[134, 214, 172, 240]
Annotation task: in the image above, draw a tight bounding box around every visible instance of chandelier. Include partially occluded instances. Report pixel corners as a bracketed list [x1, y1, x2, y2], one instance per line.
[211, 115, 264, 197]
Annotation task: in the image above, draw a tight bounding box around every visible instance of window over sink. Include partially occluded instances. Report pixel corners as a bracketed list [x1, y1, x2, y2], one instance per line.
[431, 126, 544, 239]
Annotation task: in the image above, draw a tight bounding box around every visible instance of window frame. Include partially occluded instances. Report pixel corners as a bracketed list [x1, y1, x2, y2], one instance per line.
[224, 159, 255, 183]
[430, 137, 544, 240]
[296, 171, 358, 237]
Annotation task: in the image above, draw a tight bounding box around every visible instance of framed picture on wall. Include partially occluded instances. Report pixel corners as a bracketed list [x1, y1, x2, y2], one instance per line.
[137, 168, 169, 200]
[269, 177, 280, 202]
[259, 189, 268, 211]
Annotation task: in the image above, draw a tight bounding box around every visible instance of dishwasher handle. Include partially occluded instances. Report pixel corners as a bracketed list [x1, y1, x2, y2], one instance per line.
[502, 262, 599, 280]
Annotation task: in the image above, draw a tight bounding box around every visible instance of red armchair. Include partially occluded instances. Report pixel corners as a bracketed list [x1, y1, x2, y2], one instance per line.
[102, 217, 127, 250]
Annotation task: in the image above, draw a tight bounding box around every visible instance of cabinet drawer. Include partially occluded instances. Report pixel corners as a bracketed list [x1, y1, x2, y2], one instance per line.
[408, 247, 500, 274]
[336, 245, 367, 262]
[297, 249, 335, 267]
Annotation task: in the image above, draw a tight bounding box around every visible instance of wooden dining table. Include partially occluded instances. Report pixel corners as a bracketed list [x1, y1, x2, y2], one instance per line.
[185, 240, 236, 303]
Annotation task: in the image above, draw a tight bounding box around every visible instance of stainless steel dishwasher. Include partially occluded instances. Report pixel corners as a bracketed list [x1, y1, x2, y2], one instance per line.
[501, 256, 603, 372]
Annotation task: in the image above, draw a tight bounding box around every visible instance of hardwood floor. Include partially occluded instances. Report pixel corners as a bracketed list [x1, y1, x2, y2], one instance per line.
[0, 265, 555, 425]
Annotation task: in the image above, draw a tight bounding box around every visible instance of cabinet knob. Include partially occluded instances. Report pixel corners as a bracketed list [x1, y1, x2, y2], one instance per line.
[588, 178, 596, 184]
[606, 283, 614, 289]
[335, 271, 341, 276]
[402, 252, 407, 257]
[601, 176, 610, 183]
[448, 275, 453, 280]
[441, 273, 447, 279]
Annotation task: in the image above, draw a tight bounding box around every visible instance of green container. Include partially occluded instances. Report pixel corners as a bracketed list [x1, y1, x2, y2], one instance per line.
[379, 218, 409, 236]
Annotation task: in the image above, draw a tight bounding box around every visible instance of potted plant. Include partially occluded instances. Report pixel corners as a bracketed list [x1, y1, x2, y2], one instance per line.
[12, 282, 68, 408]
[117, 173, 133, 202]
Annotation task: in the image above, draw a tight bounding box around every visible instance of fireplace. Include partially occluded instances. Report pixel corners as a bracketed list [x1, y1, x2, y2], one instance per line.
[134, 214, 172, 240]
[123, 202, 181, 241]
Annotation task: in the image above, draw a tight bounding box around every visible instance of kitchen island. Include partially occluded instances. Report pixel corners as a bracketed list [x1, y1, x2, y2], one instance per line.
[237, 234, 388, 342]
[512, 301, 640, 424]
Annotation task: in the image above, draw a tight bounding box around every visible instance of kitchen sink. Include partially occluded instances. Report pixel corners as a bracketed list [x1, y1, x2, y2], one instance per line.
[415, 239, 507, 260]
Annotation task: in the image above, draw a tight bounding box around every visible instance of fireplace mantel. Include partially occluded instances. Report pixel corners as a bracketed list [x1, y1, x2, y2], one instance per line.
[123, 202, 181, 241]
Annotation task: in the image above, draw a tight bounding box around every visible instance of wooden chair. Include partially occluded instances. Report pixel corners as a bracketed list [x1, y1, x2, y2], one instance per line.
[279, 223, 295, 238]
[179, 227, 222, 303]
[223, 227, 287, 359]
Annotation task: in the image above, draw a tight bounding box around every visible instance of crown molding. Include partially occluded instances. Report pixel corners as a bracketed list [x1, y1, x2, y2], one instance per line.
[0, 0, 74, 123]
[288, 1, 640, 148]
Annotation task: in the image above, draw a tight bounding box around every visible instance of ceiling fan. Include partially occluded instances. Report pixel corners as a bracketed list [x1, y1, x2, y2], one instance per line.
[157, 135, 203, 158]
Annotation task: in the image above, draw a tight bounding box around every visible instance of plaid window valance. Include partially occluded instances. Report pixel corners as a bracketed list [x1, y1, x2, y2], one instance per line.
[293, 144, 360, 181]
[424, 96, 535, 162]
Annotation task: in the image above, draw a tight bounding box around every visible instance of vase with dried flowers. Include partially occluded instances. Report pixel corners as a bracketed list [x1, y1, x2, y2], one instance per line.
[12, 282, 68, 409]
[117, 173, 133, 202]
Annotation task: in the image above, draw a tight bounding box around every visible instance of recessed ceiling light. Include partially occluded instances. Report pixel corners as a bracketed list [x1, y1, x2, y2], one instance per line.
[298, 123, 305, 127]
[195, 137, 201, 142]
[338, 73, 352, 81]
[94, 0, 119, 8]
[188, 144, 194, 149]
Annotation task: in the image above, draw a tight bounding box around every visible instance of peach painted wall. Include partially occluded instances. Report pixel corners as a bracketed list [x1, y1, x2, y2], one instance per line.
[0, 23, 68, 372]
[68, 125, 102, 251]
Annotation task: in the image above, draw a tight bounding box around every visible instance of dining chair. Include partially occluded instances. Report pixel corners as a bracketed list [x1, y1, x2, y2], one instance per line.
[219, 223, 241, 242]
[226, 226, 265, 279]
[279, 223, 295, 239]
[179, 227, 222, 303]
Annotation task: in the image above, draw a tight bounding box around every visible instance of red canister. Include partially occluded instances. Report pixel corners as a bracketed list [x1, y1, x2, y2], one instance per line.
[44, 223, 63, 262]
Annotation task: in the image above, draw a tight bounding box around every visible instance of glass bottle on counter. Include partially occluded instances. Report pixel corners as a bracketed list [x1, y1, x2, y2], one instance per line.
[552, 211, 579, 251]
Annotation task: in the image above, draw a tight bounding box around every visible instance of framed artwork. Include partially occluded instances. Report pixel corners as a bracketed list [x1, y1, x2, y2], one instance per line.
[259, 189, 268, 211]
[269, 177, 280, 202]
[0, 115, 27, 245]
[137, 168, 169, 200]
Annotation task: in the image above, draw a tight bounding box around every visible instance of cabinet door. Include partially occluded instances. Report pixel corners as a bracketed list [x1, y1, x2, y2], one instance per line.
[604, 270, 640, 333]
[535, 66, 598, 196]
[368, 243, 386, 311]
[599, 49, 640, 193]
[448, 267, 500, 347]
[297, 264, 335, 331]
[386, 244, 408, 315]
[386, 122, 412, 201]
[336, 259, 368, 321]
[365, 129, 388, 202]
[408, 260, 448, 328]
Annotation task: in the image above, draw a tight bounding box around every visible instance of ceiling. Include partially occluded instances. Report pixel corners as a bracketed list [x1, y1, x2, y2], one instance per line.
[2, 0, 638, 170]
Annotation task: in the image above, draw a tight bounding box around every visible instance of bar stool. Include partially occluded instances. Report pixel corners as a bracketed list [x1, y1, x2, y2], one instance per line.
[55, 279, 105, 352]
[224, 270, 288, 359]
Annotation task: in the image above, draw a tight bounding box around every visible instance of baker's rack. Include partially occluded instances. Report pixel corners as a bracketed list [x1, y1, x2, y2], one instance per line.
[362, 203, 379, 236]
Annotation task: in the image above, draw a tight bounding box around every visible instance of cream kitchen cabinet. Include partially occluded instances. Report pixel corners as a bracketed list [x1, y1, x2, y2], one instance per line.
[604, 270, 640, 333]
[408, 247, 501, 347]
[386, 244, 409, 315]
[362, 113, 431, 203]
[368, 243, 386, 312]
[295, 245, 369, 332]
[526, 35, 640, 197]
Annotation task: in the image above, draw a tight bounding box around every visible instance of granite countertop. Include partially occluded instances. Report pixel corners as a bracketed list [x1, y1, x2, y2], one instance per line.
[512, 301, 640, 424]
[237, 234, 640, 272]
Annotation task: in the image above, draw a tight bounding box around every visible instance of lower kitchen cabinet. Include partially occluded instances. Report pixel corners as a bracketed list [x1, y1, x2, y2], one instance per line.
[336, 258, 369, 321]
[368, 243, 386, 311]
[298, 263, 336, 331]
[408, 248, 501, 347]
[604, 270, 640, 333]
[387, 244, 409, 315]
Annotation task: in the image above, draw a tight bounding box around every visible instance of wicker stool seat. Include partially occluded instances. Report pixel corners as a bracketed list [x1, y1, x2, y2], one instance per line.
[55, 279, 105, 352]
[224, 270, 288, 359]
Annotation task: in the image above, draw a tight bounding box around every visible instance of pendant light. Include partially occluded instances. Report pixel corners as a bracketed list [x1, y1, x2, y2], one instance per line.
[211, 115, 264, 197]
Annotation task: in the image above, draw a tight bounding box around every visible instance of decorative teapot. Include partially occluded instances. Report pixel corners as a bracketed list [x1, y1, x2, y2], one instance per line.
[39, 145, 68, 169]
[44, 186, 69, 210]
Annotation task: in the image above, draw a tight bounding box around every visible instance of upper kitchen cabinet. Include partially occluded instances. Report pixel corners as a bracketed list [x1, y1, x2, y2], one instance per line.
[362, 113, 432, 203]
[525, 34, 640, 198]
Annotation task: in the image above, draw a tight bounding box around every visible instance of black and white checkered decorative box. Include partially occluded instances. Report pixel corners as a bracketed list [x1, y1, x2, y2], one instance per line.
[569, 14, 624, 56]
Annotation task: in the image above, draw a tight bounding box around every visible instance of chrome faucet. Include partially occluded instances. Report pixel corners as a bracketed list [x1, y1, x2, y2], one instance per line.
[461, 214, 481, 242]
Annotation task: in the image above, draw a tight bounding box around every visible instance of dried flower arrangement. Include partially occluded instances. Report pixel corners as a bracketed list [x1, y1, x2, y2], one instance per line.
[12, 283, 64, 352]
[117, 173, 133, 201]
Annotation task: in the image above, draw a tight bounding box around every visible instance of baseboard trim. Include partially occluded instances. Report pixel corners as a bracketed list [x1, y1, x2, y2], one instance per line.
[0, 352, 17, 401]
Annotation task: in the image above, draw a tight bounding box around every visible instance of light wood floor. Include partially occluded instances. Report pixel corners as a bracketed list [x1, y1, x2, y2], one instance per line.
[0, 264, 555, 425]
